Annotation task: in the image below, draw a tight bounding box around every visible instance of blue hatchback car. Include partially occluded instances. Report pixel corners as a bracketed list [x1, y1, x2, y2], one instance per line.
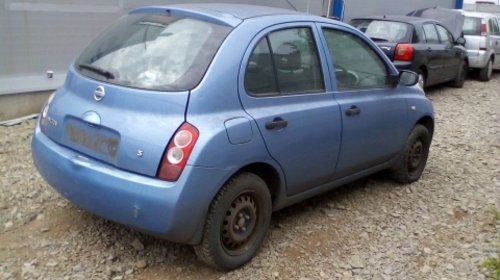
[32, 4, 434, 270]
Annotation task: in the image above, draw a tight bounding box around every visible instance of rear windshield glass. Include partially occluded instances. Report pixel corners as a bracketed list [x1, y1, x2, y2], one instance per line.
[463, 17, 481, 35]
[350, 19, 411, 43]
[75, 13, 232, 91]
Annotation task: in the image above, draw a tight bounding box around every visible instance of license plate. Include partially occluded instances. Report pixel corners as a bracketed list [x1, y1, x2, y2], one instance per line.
[65, 122, 119, 159]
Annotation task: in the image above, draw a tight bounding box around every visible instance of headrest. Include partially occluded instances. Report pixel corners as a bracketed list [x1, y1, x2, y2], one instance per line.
[274, 42, 301, 71]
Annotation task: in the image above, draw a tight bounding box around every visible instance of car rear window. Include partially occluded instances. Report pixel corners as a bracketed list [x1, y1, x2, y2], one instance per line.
[350, 19, 411, 43]
[463, 17, 481, 35]
[75, 13, 232, 91]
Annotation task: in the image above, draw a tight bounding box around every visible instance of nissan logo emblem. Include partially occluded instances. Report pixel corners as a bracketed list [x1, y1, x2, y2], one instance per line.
[94, 86, 105, 101]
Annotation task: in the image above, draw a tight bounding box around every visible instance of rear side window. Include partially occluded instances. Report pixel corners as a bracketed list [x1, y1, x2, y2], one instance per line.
[463, 17, 481, 35]
[76, 13, 232, 91]
[489, 18, 500, 35]
[350, 19, 411, 43]
[245, 27, 324, 96]
[423, 24, 440, 44]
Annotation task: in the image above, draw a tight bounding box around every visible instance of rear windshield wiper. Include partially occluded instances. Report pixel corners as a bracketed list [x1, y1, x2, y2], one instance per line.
[370, 37, 390, 42]
[78, 64, 116, 80]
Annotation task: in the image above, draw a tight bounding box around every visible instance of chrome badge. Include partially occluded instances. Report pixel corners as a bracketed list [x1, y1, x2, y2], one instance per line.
[94, 86, 105, 101]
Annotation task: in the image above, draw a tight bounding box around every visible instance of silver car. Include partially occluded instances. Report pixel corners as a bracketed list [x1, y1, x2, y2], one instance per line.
[461, 11, 500, 81]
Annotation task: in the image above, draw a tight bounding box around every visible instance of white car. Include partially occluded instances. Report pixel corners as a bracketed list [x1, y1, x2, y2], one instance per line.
[461, 11, 500, 81]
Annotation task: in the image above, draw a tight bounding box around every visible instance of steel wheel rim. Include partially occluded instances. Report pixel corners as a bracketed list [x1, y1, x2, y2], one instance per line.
[221, 193, 259, 256]
[408, 139, 424, 172]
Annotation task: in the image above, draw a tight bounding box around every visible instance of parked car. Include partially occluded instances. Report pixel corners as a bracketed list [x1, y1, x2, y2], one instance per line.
[460, 11, 500, 81]
[32, 4, 434, 270]
[350, 16, 468, 88]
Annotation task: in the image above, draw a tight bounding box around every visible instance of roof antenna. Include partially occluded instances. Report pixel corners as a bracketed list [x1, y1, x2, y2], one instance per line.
[285, 0, 298, 11]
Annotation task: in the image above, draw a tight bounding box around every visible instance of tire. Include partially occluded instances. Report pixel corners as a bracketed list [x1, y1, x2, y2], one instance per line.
[450, 60, 467, 88]
[390, 124, 431, 184]
[479, 58, 493, 81]
[194, 172, 272, 271]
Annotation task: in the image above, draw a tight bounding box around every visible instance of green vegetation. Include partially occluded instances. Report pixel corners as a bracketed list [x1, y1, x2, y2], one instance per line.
[481, 258, 500, 280]
[480, 208, 500, 280]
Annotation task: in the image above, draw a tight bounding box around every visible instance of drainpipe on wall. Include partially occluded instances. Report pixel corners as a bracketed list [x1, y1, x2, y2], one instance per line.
[331, 0, 345, 20]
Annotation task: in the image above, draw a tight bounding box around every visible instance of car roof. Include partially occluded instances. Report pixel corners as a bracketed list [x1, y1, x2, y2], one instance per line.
[131, 4, 305, 27]
[351, 15, 439, 24]
[459, 10, 500, 19]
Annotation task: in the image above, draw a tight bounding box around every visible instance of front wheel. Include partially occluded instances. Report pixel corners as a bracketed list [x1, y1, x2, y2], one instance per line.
[194, 172, 272, 270]
[450, 60, 467, 88]
[390, 124, 431, 184]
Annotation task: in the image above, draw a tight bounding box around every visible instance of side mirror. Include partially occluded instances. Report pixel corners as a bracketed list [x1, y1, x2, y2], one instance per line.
[456, 37, 466, 46]
[398, 70, 419, 87]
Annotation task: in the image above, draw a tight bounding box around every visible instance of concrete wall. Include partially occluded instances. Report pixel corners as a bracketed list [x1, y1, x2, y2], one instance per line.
[0, 91, 52, 121]
[341, 0, 457, 21]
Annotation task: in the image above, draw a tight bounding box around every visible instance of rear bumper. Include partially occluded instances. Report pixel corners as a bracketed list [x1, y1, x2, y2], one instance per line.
[32, 124, 226, 245]
[467, 50, 489, 69]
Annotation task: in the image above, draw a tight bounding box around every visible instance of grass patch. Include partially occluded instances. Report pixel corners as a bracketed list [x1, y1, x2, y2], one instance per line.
[481, 258, 500, 280]
[480, 208, 499, 279]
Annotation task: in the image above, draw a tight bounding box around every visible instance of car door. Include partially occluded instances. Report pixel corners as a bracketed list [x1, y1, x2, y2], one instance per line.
[319, 25, 408, 180]
[422, 23, 446, 85]
[239, 24, 342, 196]
[435, 24, 461, 81]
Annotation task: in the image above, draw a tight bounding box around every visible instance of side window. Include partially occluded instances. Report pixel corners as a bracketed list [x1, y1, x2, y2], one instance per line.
[245, 27, 324, 96]
[436, 25, 452, 44]
[245, 38, 278, 95]
[489, 18, 500, 36]
[267, 28, 324, 94]
[423, 24, 439, 44]
[322, 28, 389, 91]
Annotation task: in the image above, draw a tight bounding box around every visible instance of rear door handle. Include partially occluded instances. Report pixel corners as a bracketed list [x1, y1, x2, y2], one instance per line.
[345, 106, 361, 116]
[265, 117, 288, 130]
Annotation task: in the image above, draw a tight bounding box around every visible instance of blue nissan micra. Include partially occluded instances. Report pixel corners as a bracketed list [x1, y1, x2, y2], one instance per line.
[32, 4, 434, 270]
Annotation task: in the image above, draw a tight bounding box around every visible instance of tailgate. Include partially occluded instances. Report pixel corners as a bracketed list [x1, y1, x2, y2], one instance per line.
[375, 42, 398, 61]
[42, 68, 187, 177]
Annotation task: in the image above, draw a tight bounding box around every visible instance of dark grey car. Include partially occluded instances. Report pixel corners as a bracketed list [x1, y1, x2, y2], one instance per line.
[351, 16, 468, 88]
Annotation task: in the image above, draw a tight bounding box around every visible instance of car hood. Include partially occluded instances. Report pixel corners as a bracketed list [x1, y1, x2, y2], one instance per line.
[407, 7, 465, 40]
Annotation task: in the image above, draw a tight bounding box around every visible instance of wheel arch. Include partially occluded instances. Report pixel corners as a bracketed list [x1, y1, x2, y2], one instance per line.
[416, 115, 434, 138]
[237, 162, 281, 206]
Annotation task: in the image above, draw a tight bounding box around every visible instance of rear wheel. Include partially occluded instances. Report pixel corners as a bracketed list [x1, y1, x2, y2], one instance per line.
[194, 172, 271, 271]
[450, 60, 467, 88]
[479, 58, 493, 81]
[390, 124, 431, 184]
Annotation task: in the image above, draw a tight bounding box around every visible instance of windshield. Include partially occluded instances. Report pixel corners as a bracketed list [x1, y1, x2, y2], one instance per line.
[351, 19, 411, 43]
[75, 13, 232, 91]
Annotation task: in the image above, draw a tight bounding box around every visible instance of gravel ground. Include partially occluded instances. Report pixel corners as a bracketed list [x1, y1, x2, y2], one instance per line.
[1, 74, 499, 280]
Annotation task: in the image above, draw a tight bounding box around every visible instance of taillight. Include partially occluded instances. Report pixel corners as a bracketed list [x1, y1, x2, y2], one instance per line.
[480, 20, 487, 36]
[157, 122, 199, 181]
[40, 93, 55, 132]
[394, 44, 415, 61]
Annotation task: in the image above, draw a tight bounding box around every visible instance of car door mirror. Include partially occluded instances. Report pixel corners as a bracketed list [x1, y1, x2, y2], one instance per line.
[456, 37, 466, 46]
[398, 70, 419, 87]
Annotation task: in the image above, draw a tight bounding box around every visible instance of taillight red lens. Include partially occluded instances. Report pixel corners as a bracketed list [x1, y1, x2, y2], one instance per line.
[157, 122, 199, 181]
[480, 20, 487, 36]
[394, 44, 415, 61]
